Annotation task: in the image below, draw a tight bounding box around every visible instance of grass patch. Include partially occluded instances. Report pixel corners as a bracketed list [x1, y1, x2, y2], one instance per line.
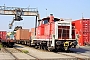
[0, 44, 3, 50]
[22, 50, 29, 54]
[0, 44, 2, 48]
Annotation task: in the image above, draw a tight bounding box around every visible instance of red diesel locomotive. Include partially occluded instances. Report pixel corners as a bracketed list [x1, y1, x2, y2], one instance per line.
[30, 14, 77, 51]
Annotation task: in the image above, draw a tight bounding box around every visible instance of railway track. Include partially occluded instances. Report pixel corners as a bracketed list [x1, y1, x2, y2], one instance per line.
[17, 46, 90, 60]
[14, 47, 39, 60]
[3, 47, 19, 60]
[56, 51, 90, 60]
[33, 45, 90, 60]
[1, 47, 39, 60]
[14, 44, 90, 60]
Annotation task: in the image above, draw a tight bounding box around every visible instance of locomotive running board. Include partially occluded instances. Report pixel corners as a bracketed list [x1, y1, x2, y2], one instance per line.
[32, 39, 52, 41]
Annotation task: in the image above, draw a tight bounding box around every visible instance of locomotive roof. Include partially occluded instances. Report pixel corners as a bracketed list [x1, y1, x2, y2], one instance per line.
[42, 17, 60, 21]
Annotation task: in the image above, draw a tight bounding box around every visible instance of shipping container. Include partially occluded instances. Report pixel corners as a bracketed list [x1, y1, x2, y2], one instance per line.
[73, 19, 90, 46]
[10, 35, 14, 40]
[29, 32, 31, 37]
[31, 28, 36, 39]
[72, 22, 75, 39]
[29, 32, 31, 39]
[31, 28, 35, 36]
[0, 31, 7, 40]
[16, 29, 30, 40]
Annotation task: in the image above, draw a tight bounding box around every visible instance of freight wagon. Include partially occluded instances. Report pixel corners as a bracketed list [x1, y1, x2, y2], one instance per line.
[15, 14, 77, 51]
[0, 31, 15, 47]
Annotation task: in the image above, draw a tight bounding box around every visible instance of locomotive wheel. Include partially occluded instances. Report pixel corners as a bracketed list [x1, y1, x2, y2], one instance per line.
[44, 46, 48, 50]
[26, 41, 27, 45]
[39, 44, 42, 49]
[29, 41, 31, 47]
[35, 43, 38, 49]
[42, 46, 44, 50]
[35, 46, 38, 49]
[48, 49, 52, 52]
[48, 47, 52, 52]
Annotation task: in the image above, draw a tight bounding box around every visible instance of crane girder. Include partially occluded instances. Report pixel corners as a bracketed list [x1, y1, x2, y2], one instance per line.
[0, 6, 38, 16]
[0, 10, 38, 16]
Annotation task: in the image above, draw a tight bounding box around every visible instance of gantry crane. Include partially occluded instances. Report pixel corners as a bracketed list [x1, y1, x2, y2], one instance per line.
[0, 5, 40, 30]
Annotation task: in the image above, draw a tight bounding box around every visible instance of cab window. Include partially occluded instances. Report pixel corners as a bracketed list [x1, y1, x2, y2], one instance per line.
[43, 19, 49, 24]
[44, 20, 48, 24]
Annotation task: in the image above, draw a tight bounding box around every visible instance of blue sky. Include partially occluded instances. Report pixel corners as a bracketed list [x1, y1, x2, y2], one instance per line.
[0, 0, 90, 32]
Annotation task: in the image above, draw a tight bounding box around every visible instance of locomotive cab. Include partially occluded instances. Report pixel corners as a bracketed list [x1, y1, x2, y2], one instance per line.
[41, 14, 60, 24]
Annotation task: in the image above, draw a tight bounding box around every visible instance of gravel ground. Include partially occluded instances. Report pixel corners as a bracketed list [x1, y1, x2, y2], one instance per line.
[15, 44, 90, 60]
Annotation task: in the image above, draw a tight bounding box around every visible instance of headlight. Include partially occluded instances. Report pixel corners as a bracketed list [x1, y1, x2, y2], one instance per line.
[73, 41, 78, 45]
[64, 41, 69, 46]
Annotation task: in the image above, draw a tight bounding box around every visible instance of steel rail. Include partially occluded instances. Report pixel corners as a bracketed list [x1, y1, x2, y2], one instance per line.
[3, 47, 19, 60]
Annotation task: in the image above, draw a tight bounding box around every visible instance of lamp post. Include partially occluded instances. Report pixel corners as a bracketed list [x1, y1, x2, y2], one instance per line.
[46, 8, 47, 17]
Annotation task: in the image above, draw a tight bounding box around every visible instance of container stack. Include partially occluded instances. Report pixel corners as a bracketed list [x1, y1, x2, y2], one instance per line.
[73, 19, 90, 46]
[0, 31, 7, 40]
